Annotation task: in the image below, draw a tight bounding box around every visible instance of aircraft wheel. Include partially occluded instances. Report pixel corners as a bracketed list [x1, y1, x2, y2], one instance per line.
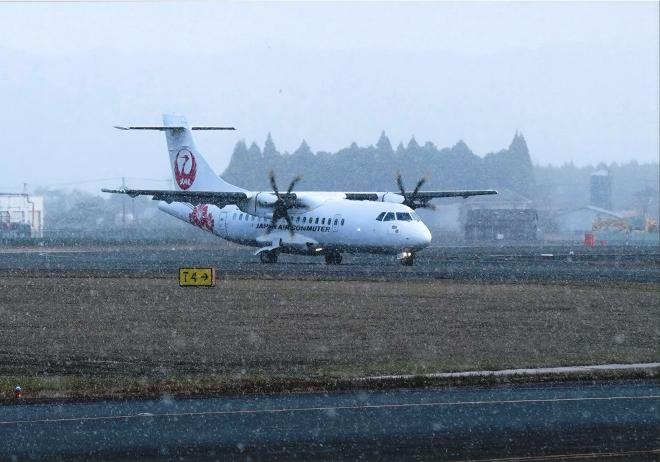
[324, 252, 342, 265]
[260, 251, 278, 264]
[400, 252, 415, 266]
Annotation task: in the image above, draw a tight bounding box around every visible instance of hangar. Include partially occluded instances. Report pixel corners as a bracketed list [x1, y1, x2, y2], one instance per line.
[0, 192, 44, 239]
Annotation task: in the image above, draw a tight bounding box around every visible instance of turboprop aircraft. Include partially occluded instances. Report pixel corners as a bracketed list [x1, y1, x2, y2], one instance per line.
[103, 114, 497, 265]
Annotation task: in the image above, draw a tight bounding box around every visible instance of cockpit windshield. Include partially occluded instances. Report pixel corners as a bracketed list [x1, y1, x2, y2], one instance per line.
[378, 212, 417, 222]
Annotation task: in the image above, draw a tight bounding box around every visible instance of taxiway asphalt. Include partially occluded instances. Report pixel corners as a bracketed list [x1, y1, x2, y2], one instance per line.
[0, 245, 657, 282]
[1, 379, 658, 460]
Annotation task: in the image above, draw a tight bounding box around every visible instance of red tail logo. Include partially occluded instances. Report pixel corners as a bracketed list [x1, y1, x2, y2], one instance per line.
[174, 149, 197, 190]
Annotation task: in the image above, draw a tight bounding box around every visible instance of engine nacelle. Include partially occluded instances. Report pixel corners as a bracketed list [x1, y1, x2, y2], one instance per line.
[239, 192, 278, 218]
[238, 192, 321, 218]
[380, 192, 405, 204]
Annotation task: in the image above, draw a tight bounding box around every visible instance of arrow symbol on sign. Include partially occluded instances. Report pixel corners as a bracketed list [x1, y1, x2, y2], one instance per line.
[201, 273, 208, 281]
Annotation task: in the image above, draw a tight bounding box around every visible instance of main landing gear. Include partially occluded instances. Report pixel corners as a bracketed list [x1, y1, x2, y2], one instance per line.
[324, 251, 342, 265]
[399, 251, 415, 266]
[259, 250, 278, 264]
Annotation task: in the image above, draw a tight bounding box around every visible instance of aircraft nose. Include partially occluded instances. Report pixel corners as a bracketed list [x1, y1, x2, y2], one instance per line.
[408, 223, 432, 249]
[420, 224, 432, 247]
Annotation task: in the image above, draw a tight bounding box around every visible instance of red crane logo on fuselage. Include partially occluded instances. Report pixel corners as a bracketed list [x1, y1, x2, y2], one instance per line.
[189, 204, 214, 232]
[174, 149, 197, 190]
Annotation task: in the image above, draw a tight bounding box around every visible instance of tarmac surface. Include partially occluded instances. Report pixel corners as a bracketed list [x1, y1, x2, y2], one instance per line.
[0, 244, 658, 282]
[1, 379, 658, 461]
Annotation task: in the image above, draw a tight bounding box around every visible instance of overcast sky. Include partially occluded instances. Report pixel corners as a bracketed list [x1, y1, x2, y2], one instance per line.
[0, 1, 658, 192]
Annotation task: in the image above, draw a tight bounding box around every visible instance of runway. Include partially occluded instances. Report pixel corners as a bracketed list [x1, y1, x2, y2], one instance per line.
[1, 379, 658, 460]
[0, 244, 658, 282]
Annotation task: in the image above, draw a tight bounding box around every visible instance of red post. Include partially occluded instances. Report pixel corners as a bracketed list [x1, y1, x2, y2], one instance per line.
[584, 233, 595, 247]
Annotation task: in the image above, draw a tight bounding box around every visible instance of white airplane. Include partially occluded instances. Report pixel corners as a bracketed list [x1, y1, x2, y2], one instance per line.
[103, 114, 497, 265]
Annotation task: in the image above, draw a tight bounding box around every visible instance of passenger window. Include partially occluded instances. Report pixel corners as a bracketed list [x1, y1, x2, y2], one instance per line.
[233, 213, 237, 220]
[376, 212, 386, 221]
[396, 212, 412, 221]
[239, 214, 243, 221]
[341, 219, 345, 226]
[383, 212, 395, 221]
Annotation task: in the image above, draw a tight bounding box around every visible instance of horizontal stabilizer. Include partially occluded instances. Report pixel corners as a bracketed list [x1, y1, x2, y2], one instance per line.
[114, 126, 235, 131]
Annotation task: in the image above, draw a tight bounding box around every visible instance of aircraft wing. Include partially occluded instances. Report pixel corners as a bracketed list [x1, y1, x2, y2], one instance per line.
[412, 190, 498, 199]
[101, 188, 249, 206]
[344, 189, 497, 203]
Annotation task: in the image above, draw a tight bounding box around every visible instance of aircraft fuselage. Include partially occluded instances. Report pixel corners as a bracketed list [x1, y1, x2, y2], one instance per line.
[159, 197, 432, 256]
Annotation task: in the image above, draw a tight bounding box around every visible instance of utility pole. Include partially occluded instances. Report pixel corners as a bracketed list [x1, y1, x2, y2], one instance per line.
[122, 177, 126, 227]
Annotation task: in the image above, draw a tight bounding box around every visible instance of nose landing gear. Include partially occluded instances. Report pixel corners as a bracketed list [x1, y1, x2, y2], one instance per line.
[324, 251, 342, 265]
[259, 250, 279, 264]
[398, 250, 415, 266]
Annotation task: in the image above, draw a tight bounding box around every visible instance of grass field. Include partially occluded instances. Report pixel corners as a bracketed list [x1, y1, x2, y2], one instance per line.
[0, 276, 658, 399]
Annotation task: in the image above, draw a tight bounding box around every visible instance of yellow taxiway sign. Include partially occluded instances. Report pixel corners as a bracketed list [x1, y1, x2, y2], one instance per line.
[179, 267, 216, 287]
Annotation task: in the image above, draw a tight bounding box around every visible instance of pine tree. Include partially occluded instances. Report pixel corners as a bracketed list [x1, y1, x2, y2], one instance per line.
[294, 139, 313, 157]
[263, 133, 279, 158]
[407, 136, 420, 152]
[507, 132, 535, 197]
[247, 142, 262, 160]
[222, 140, 249, 184]
[376, 131, 393, 154]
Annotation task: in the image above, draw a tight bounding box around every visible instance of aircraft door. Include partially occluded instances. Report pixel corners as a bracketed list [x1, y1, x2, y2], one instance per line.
[217, 211, 228, 237]
[332, 214, 341, 232]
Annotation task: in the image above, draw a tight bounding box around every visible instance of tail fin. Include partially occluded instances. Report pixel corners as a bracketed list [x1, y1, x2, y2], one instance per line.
[116, 114, 245, 193]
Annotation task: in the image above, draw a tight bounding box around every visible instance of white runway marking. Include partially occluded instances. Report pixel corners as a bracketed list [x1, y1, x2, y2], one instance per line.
[358, 362, 660, 381]
[459, 448, 660, 462]
[1, 394, 658, 426]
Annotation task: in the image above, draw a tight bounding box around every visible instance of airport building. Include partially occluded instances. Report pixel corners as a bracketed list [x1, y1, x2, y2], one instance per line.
[461, 189, 538, 242]
[555, 205, 625, 234]
[0, 192, 44, 238]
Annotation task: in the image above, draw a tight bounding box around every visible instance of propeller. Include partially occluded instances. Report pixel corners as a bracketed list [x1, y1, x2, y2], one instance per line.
[267, 170, 303, 235]
[395, 172, 436, 210]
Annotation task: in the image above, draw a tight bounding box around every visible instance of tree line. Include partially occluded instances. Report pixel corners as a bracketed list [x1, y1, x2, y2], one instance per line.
[223, 132, 657, 211]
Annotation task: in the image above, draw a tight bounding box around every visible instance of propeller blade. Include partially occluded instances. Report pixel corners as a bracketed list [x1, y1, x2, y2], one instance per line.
[267, 212, 278, 234]
[412, 177, 427, 197]
[395, 172, 405, 196]
[286, 176, 302, 195]
[269, 170, 280, 197]
[284, 213, 295, 236]
[265, 171, 304, 236]
[394, 173, 434, 210]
